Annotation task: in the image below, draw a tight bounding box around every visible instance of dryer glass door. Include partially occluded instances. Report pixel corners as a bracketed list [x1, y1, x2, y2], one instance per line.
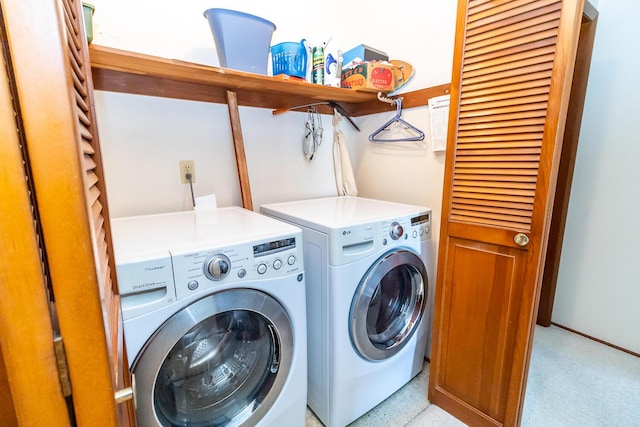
[350, 249, 427, 361]
[133, 289, 293, 426]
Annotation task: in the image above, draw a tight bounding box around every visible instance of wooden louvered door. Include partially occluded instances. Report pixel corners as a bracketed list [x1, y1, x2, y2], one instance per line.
[428, 1, 585, 426]
[1, 0, 133, 424]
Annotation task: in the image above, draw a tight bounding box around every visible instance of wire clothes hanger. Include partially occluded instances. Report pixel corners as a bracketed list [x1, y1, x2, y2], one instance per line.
[369, 93, 425, 142]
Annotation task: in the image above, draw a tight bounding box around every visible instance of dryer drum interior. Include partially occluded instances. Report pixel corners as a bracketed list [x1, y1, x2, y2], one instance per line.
[133, 289, 294, 427]
[351, 249, 427, 361]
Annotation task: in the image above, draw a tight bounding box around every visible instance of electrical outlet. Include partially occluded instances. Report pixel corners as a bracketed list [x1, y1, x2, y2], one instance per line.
[179, 160, 196, 184]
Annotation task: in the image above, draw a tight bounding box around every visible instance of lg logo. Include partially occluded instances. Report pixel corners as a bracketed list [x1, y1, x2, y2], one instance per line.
[342, 230, 351, 235]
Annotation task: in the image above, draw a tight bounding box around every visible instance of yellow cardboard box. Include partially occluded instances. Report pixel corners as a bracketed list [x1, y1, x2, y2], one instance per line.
[341, 62, 395, 92]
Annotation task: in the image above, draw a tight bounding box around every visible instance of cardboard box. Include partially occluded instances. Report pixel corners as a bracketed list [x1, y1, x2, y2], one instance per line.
[341, 44, 389, 67]
[341, 62, 395, 92]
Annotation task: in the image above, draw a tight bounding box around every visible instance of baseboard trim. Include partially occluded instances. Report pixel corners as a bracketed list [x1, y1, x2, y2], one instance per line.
[550, 322, 640, 359]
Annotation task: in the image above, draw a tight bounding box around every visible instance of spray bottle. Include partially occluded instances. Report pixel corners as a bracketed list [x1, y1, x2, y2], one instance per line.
[311, 45, 325, 84]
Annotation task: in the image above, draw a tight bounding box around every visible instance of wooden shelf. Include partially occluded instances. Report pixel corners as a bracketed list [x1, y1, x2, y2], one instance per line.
[88, 45, 450, 117]
[87, 44, 451, 211]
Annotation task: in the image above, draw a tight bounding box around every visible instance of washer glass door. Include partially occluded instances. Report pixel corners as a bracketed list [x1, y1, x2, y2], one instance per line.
[350, 249, 427, 361]
[133, 289, 293, 427]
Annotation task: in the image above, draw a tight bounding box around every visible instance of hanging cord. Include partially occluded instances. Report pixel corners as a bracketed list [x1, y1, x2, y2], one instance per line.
[303, 106, 323, 160]
[186, 173, 196, 208]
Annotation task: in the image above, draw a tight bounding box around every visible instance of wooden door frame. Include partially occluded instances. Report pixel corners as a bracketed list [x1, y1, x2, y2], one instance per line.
[537, 2, 598, 325]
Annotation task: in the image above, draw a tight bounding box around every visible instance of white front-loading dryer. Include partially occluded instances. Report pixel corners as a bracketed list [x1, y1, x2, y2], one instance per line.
[111, 207, 307, 427]
[260, 196, 434, 427]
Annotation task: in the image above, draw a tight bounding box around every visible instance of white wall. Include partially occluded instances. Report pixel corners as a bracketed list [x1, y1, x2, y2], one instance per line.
[90, 0, 456, 262]
[551, 0, 640, 354]
[90, 0, 638, 354]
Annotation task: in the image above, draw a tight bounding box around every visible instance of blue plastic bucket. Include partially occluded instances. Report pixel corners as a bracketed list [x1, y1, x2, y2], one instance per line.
[203, 8, 276, 74]
[271, 40, 307, 79]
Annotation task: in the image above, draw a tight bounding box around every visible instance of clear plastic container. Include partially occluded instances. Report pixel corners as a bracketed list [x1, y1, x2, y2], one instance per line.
[204, 8, 276, 75]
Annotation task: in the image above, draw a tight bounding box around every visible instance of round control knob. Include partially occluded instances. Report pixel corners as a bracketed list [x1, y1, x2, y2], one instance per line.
[237, 269, 246, 278]
[187, 280, 199, 291]
[273, 259, 282, 270]
[287, 255, 296, 265]
[257, 263, 267, 275]
[389, 222, 404, 240]
[203, 254, 231, 281]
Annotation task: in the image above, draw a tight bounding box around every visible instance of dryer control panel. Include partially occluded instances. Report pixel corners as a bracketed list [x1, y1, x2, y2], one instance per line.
[328, 209, 432, 266]
[379, 211, 431, 246]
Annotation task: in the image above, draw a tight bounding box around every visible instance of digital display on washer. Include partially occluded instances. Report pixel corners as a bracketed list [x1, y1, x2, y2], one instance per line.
[411, 213, 430, 225]
[253, 237, 296, 257]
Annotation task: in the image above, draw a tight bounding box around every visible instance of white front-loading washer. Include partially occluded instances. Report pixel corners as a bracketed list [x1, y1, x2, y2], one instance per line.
[260, 196, 434, 427]
[111, 207, 307, 427]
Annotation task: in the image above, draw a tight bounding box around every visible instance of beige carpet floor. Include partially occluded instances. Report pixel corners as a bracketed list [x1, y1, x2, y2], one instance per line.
[305, 325, 640, 426]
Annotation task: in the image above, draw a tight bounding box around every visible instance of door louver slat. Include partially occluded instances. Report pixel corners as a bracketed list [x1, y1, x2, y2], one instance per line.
[454, 154, 541, 162]
[466, 19, 560, 53]
[468, 0, 511, 15]
[455, 180, 537, 190]
[459, 103, 549, 120]
[465, 36, 557, 65]
[463, 69, 552, 91]
[61, 0, 77, 21]
[457, 133, 545, 143]
[451, 208, 532, 223]
[86, 171, 99, 188]
[450, 0, 561, 230]
[453, 174, 538, 183]
[450, 202, 533, 218]
[461, 78, 552, 101]
[466, 7, 561, 44]
[80, 125, 92, 142]
[463, 48, 555, 76]
[455, 168, 539, 176]
[459, 125, 545, 136]
[77, 106, 91, 127]
[468, 2, 560, 36]
[452, 196, 534, 211]
[460, 95, 548, 112]
[459, 118, 545, 131]
[81, 140, 95, 155]
[456, 148, 542, 156]
[467, 0, 556, 29]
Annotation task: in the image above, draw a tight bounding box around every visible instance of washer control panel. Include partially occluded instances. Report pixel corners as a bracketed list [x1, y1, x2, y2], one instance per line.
[171, 233, 302, 301]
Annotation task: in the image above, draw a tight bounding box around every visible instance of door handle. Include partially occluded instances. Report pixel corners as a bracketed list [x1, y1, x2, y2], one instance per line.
[114, 387, 133, 404]
[115, 373, 136, 408]
[514, 233, 530, 247]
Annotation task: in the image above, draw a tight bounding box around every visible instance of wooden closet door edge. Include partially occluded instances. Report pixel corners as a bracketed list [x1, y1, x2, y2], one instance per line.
[428, 0, 468, 404]
[2, 0, 120, 424]
[0, 43, 69, 424]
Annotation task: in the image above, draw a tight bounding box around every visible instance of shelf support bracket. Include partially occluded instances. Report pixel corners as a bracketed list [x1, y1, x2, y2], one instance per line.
[226, 90, 253, 210]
